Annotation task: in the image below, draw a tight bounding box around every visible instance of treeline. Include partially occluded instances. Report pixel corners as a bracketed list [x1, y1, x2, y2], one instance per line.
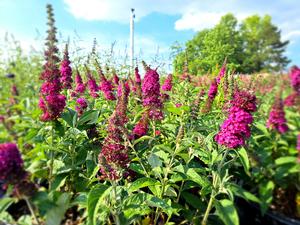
[173, 14, 290, 75]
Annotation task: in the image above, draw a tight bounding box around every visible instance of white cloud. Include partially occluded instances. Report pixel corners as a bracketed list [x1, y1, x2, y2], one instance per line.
[63, 0, 300, 38]
[282, 30, 300, 41]
[175, 11, 224, 31]
[63, 0, 190, 23]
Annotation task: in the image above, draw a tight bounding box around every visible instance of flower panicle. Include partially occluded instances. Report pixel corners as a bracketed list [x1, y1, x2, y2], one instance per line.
[142, 67, 163, 120]
[38, 4, 66, 121]
[215, 90, 257, 149]
[98, 80, 130, 181]
[267, 97, 289, 134]
[60, 43, 73, 89]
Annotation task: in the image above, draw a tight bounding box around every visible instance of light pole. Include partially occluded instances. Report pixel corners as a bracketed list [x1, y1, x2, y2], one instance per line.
[130, 8, 135, 74]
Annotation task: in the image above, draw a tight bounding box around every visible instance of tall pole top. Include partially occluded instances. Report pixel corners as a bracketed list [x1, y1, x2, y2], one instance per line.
[130, 8, 135, 75]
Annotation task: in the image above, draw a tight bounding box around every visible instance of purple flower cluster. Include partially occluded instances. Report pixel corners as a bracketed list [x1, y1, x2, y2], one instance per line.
[215, 90, 257, 149]
[0, 143, 26, 184]
[11, 84, 19, 96]
[267, 98, 289, 134]
[191, 89, 205, 118]
[113, 73, 120, 86]
[96, 64, 116, 100]
[39, 5, 65, 121]
[208, 79, 218, 100]
[10, 84, 19, 105]
[216, 62, 227, 85]
[290, 66, 300, 94]
[99, 77, 116, 100]
[75, 97, 88, 116]
[284, 93, 299, 107]
[39, 94, 66, 121]
[60, 44, 73, 89]
[87, 73, 99, 98]
[297, 134, 300, 151]
[74, 71, 86, 95]
[142, 68, 163, 120]
[161, 74, 173, 91]
[133, 67, 142, 98]
[132, 113, 149, 139]
[297, 134, 300, 163]
[98, 81, 130, 180]
[285, 66, 300, 107]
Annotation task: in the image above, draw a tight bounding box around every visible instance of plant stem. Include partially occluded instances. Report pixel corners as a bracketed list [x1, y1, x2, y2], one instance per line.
[201, 193, 214, 225]
[111, 181, 120, 225]
[176, 181, 185, 203]
[49, 124, 55, 190]
[201, 150, 230, 225]
[154, 123, 184, 224]
[25, 198, 40, 225]
[127, 138, 150, 176]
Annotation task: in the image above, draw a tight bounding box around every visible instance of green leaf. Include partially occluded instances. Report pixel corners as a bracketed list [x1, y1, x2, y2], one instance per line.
[275, 156, 297, 165]
[186, 168, 209, 187]
[146, 196, 171, 211]
[259, 180, 274, 214]
[72, 192, 87, 208]
[50, 173, 68, 191]
[129, 177, 159, 193]
[129, 163, 146, 175]
[87, 184, 111, 225]
[165, 186, 177, 197]
[230, 184, 260, 204]
[148, 153, 162, 168]
[255, 123, 269, 137]
[46, 193, 71, 225]
[274, 163, 300, 180]
[0, 197, 14, 213]
[236, 147, 250, 175]
[181, 192, 206, 210]
[61, 108, 77, 127]
[215, 199, 239, 225]
[77, 110, 99, 126]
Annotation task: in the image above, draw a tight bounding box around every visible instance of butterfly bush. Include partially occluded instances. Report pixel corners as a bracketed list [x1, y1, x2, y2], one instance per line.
[75, 98, 88, 116]
[215, 90, 257, 148]
[60, 44, 73, 89]
[142, 68, 163, 120]
[39, 5, 66, 121]
[267, 98, 289, 134]
[284, 92, 299, 107]
[113, 73, 119, 86]
[0, 143, 26, 184]
[161, 74, 173, 91]
[97, 66, 116, 101]
[9, 84, 19, 105]
[98, 81, 130, 180]
[216, 61, 227, 85]
[134, 67, 142, 98]
[191, 89, 205, 118]
[290, 66, 300, 94]
[132, 113, 149, 139]
[297, 134, 300, 163]
[74, 70, 86, 95]
[86, 70, 99, 98]
[285, 67, 300, 107]
[208, 79, 218, 100]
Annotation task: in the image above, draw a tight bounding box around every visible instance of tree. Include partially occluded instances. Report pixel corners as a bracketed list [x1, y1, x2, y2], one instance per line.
[173, 14, 290, 75]
[240, 15, 290, 73]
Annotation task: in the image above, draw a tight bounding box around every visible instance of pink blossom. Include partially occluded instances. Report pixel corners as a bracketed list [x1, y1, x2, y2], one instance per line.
[142, 68, 163, 120]
[267, 98, 289, 134]
[162, 74, 172, 91]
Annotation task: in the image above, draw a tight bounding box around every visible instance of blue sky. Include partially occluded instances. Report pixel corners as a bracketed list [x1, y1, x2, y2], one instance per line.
[0, 0, 300, 70]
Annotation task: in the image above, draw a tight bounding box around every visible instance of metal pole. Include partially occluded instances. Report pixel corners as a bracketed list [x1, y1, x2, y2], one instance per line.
[130, 8, 135, 74]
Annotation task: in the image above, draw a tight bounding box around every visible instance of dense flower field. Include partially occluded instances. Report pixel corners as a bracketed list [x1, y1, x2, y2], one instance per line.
[0, 4, 300, 225]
